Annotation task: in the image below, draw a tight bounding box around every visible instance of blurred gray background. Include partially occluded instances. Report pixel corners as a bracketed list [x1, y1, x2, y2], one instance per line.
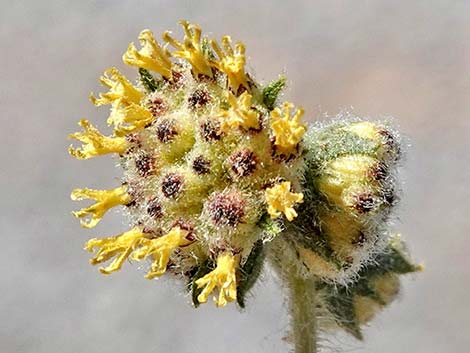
[1, 1, 469, 352]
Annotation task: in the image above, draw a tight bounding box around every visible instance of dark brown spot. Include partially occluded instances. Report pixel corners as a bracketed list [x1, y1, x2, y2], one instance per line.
[230, 149, 258, 177]
[148, 97, 167, 117]
[135, 153, 155, 177]
[208, 192, 245, 227]
[155, 119, 177, 143]
[161, 173, 183, 198]
[352, 232, 367, 246]
[147, 197, 163, 219]
[368, 162, 388, 182]
[200, 119, 222, 142]
[192, 156, 211, 175]
[188, 89, 211, 109]
[352, 193, 376, 213]
[383, 187, 397, 206]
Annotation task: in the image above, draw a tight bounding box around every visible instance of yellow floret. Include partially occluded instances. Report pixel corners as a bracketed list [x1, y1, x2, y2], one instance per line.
[195, 253, 238, 307]
[163, 20, 212, 78]
[123, 29, 173, 79]
[71, 185, 131, 228]
[219, 91, 259, 131]
[210, 36, 248, 91]
[270, 102, 306, 154]
[131, 227, 192, 279]
[85, 227, 146, 275]
[68, 119, 129, 159]
[107, 103, 154, 136]
[90, 67, 143, 107]
[265, 181, 304, 221]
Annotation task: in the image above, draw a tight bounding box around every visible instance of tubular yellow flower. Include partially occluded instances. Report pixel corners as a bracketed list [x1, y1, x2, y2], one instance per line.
[71, 185, 132, 228]
[90, 67, 143, 107]
[195, 253, 238, 307]
[123, 29, 173, 79]
[131, 227, 192, 279]
[270, 102, 306, 154]
[219, 91, 259, 131]
[108, 103, 155, 136]
[68, 119, 129, 159]
[210, 36, 248, 92]
[265, 181, 304, 221]
[163, 21, 213, 78]
[85, 227, 146, 275]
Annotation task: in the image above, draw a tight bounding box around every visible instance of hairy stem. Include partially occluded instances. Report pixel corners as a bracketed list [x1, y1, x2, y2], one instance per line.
[288, 275, 317, 353]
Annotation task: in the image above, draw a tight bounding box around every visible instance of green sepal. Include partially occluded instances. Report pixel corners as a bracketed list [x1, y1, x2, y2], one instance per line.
[237, 240, 265, 308]
[139, 68, 162, 92]
[262, 77, 286, 110]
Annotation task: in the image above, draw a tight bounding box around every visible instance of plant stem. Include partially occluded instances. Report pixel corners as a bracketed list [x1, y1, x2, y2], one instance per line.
[287, 275, 317, 353]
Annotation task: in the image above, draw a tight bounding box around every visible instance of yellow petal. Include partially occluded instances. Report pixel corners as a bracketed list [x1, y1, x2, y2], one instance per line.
[270, 102, 306, 154]
[71, 185, 131, 228]
[90, 67, 143, 107]
[130, 227, 192, 279]
[108, 103, 154, 136]
[265, 181, 303, 221]
[219, 91, 259, 131]
[163, 21, 212, 78]
[85, 227, 146, 275]
[195, 253, 238, 307]
[210, 36, 248, 91]
[68, 119, 129, 159]
[123, 30, 173, 79]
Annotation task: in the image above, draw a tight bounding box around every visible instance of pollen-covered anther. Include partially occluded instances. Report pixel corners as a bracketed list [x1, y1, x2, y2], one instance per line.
[148, 97, 167, 117]
[161, 173, 183, 198]
[68, 119, 129, 159]
[195, 253, 238, 307]
[270, 102, 306, 154]
[71, 185, 132, 228]
[219, 91, 260, 131]
[229, 149, 258, 177]
[163, 21, 212, 78]
[208, 192, 245, 227]
[134, 152, 156, 177]
[90, 67, 143, 107]
[123, 29, 172, 79]
[210, 36, 249, 92]
[265, 181, 303, 221]
[188, 89, 211, 109]
[130, 227, 192, 279]
[85, 227, 146, 275]
[108, 104, 155, 136]
[200, 119, 222, 141]
[192, 155, 211, 175]
[155, 119, 177, 143]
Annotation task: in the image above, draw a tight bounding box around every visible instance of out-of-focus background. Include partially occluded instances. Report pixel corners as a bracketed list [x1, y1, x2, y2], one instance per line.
[1, 1, 469, 352]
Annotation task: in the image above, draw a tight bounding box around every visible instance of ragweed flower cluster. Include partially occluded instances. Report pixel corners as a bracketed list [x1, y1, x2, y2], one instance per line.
[69, 21, 419, 342]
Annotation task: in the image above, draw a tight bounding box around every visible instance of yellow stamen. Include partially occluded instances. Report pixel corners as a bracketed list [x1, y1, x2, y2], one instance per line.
[163, 21, 212, 78]
[85, 227, 146, 275]
[90, 67, 143, 107]
[219, 91, 260, 131]
[108, 103, 154, 136]
[195, 253, 238, 307]
[68, 119, 129, 159]
[210, 36, 248, 91]
[270, 102, 306, 154]
[71, 185, 132, 228]
[130, 227, 192, 279]
[265, 181, 303, 221]
[123, 30, 173, 79]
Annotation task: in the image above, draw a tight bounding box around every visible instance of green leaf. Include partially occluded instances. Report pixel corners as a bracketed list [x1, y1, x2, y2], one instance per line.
[189, 259, 213, 308]
[237, 240, 265, 308]
[139, 68, 161, 92]
[262, 77, 286, 110]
